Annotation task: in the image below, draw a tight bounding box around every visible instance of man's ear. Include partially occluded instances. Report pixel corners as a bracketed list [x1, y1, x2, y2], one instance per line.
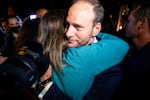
[137, 17, 148, 31]
[92, 22, 101, 36]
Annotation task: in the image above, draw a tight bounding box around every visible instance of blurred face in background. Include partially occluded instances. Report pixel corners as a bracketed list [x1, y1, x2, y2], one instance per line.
[125, 8, 140, 38]
[8, 17, 20, 28]
[8, 17, 21, 34]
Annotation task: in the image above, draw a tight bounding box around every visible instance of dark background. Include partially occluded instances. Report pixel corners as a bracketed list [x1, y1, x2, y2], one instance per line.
[0, 0, 136, 20]
[1, 0, 71, 19]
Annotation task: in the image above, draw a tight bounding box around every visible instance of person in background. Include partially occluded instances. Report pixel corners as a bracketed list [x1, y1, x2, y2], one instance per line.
[114, 0, 150, 100]
[0, 27, 6, 55]
[14, 14, 41, 51]
[3, 14, 22, 57]
[1, 20, 9, 33]
[0, 14, 22, 63]
[0, 27, 7, 63]
[36, 8, 48, 19]
[37, 0, 129, 99]
[0, 14, 48, 99]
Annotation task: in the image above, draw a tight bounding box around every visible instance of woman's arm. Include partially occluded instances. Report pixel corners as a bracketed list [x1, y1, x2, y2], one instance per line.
[52, 33, 129, 100]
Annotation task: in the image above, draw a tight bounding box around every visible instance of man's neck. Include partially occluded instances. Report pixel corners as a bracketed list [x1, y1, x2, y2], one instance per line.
[133, 32, 150, 49]
[87, 36, 98, 45]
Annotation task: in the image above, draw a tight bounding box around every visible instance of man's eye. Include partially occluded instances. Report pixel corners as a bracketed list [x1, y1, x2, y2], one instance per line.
[75, 25, 83, 31]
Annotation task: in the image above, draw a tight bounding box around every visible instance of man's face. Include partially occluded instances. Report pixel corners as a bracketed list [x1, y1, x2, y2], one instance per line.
[65, 1, 97, 48]
[125, 10, 138, 38]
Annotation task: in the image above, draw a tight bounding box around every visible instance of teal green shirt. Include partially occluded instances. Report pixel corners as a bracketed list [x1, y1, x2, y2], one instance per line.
[52, 32, 129, 100]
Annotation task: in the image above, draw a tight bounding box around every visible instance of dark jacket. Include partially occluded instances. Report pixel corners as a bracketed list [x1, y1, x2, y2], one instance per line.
[42, 63, 121, 100]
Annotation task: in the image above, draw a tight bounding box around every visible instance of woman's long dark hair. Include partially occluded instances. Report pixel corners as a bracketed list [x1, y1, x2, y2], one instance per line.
[37, 9, 68, 71]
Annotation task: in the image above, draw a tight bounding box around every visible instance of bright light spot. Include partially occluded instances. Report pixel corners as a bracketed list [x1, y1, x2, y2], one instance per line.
[119, 26, 122, 30]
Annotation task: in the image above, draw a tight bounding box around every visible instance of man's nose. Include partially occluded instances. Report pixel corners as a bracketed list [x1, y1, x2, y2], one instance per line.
[65, 25, 75, 38]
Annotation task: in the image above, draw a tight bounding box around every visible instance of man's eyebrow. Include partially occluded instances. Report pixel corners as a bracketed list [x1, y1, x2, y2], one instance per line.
[72, 23, 84, 28]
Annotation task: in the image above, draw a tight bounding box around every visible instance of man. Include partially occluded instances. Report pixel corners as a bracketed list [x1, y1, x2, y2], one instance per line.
[118, 1, 150, 99]
[51, 0, 128, 100]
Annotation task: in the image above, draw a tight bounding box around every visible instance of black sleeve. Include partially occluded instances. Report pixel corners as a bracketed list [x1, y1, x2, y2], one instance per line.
[83, 63, 122, 100]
